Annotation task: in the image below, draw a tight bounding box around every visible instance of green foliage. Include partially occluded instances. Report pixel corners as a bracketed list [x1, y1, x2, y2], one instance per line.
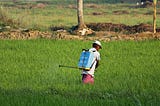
[0, 39, 160, 105]
[0, 5, 23, 28]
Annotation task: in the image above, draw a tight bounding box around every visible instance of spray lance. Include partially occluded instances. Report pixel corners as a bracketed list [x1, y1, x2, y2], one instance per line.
[59, 65, 80, 70]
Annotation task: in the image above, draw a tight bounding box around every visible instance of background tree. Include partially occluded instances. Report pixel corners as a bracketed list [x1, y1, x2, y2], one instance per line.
[75, 0, 93, 35]
[77, 0, 86, 29]
[153, 0, 157, 33]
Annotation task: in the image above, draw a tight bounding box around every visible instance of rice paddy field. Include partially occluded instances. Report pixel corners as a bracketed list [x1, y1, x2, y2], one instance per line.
[0, 39, 160, 106]
[0, 0, 160, 105]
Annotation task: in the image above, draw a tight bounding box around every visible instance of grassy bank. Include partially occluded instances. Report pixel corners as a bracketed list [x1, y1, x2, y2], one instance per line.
[0, 1, 160, 31]
[0, 39, 160, 105]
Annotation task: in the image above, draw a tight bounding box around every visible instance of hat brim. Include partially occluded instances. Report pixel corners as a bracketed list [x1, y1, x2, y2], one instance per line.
[93, 43, 102, 49]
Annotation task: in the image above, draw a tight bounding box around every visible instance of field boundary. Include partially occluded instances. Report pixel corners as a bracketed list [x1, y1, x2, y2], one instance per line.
[0, 29, 160, 41]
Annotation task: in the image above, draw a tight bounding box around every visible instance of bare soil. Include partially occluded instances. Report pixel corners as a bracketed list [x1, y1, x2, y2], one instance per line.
[86, 23, 160, 34]
[113, 10, 130, 15]
[0, 23, 160, 41]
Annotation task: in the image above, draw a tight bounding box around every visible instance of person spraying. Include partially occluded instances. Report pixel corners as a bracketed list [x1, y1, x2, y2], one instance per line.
[59, 40, 102, 84]
[79, 40, 102, 84]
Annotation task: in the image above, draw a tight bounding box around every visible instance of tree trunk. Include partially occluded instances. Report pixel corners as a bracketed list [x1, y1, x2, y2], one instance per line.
[77, 0, 86, 29]
[153, 0, 157, 33]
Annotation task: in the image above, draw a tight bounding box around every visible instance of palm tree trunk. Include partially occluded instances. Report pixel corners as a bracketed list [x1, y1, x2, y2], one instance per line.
[77, 0, 86, 29]
[153, 0, 157, 33]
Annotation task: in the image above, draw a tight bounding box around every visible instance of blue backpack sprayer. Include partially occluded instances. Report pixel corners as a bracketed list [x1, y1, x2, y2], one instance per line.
[59, 49, 96, 70]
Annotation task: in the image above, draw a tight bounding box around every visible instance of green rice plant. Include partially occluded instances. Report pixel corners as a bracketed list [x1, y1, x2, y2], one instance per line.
[0, 39, 160, 105]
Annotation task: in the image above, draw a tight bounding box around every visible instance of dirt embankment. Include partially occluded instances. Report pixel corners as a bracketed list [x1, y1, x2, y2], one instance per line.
[0, 30, 52, 40]
[86, 23, 160, 34]
[0, 23, 160, 41]
[0, 29, 160, 42]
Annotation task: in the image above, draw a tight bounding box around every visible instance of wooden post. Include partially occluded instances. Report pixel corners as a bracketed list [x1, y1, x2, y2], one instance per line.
[153, 0, 157, 33]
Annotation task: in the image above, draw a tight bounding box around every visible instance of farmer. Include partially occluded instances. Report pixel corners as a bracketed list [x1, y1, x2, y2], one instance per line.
[82, 40, 102, 84]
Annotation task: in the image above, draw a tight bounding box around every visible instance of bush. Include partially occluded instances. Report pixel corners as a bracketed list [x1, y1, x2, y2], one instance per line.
[0, 6, 21, 28]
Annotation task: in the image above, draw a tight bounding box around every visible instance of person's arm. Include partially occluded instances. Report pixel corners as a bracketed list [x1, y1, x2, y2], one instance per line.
[95, 60, 99, 69]
[95, 52, 100, 69]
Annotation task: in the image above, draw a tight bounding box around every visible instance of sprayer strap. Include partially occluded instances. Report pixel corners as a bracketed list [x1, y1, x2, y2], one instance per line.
[90, 58, 97, 69]
[89, 50, 96, 69]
